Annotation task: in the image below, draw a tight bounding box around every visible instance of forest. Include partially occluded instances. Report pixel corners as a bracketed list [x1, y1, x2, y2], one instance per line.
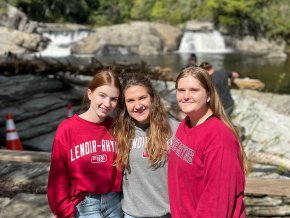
[3, 0, 290, 40]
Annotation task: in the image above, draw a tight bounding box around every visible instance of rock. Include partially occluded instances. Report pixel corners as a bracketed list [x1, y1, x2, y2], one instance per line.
[72, 21, 182, 56]
[184, 20, 214, 31]
[0, 197, 10, 211]
[0, 193, 53, 218]
[23, 132, 56, 151]
[0, 75, 65, 108]
[0, 74, 83, 150]
[151, 22, 183, 52]
[0, 26, 49, 55]
[0, 150, 50, 162]
[234, 78, 265, 90]
[245, 196, 282, 206]
[0, 161, 49, 195]
[247, 205, 290, 216]
[234, 90, 290, 116]
[232, 89, 290, 159]
[233, 36, 287, 58]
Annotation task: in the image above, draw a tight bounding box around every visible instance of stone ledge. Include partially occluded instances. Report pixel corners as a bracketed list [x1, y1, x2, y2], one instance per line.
[0, 149, 51, 162]
[0, 193, 53, 218]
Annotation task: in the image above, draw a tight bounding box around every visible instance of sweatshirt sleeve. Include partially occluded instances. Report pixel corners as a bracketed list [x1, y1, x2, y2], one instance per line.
[47, 129, 75, 218]
[195, 140, 245, 218]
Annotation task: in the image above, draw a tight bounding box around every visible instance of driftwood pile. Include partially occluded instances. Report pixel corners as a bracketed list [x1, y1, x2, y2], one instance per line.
[0, 56, 175, 81]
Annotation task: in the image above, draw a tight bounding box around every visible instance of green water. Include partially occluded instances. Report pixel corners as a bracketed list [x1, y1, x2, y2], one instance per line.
[93, 53, 290, 94]
[2, 53, 289, 94]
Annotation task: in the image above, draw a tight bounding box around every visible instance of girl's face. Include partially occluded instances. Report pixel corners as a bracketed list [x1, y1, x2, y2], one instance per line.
[88, 84, 119, 120]
[176, 76, 210, 116]
[124, 85, 153, 125]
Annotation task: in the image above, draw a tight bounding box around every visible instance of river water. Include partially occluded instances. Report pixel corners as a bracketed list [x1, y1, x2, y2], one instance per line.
[89, 53, 290, 94]
[2, 52, 289, 94]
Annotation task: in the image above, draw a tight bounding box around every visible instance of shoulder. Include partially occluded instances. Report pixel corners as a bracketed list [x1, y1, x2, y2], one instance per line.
[192, 117, 236, 146]
[203, 117, 238, 149]
[206, 117, 233, 136]
[55, 115, 78, 135]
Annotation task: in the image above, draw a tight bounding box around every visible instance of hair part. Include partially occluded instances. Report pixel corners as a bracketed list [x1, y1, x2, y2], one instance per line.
[113, 73, 172, 170]
[176, 67, 248, 173]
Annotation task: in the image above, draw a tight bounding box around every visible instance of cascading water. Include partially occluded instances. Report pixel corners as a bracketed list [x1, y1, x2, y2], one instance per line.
[178, 30, 232, 54]
[36, 29, 92, 57]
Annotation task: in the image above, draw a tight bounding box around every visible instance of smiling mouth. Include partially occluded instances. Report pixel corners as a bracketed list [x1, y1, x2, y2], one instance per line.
[135, 111, 145, 115]
[100, 107, 110, 113]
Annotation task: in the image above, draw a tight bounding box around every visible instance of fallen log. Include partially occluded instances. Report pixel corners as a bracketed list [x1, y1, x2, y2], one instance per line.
[234, 77, 265, 91]
[0, 150, 50, 162]
[246, 177, 290, 197]
[246, 150, 290, 172]
[0, 57, 175, 81]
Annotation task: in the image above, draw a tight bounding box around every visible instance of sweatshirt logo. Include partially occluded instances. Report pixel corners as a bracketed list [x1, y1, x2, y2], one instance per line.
[170, 136, 194, 164]
[70, 139, 116, 162]
[91, 154, 107, 163]
[142, 151, 149, 158]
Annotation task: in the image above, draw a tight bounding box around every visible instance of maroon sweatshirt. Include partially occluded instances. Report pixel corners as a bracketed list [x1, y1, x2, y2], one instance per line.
[47, 115, 122, 218]
[168, 116, 245, 218]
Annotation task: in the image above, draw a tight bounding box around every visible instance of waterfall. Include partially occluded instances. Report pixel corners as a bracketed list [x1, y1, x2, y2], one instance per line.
[178, 30, 232, 54]
[36, 29, 92, 57]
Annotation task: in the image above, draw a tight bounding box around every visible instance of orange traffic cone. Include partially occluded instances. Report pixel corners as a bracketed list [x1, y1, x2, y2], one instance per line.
[67, 103, 73, 118]
[6, 113, 23, 150]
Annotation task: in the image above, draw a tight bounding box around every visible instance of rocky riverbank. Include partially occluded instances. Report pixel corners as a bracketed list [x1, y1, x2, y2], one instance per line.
[0, 3, 288, 58]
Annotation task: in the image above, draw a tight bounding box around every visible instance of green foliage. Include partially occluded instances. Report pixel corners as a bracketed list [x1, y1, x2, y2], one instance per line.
[0, 3, 7, 14]
[130, 0, 155, 20]
[258, 0, 290, 38]
[206, 0, 290, 38]
[4, 0, 290, 40]
[150, 0, 168, 21]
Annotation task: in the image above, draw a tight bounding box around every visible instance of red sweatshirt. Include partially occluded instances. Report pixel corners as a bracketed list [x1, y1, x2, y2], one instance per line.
[168, 116, 245, 218]
[47, 115, 122, 218]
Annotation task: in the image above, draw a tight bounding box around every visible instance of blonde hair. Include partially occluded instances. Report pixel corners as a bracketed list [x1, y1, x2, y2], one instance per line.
[113, 73, 172, 170]
[176, 67, 248, 173]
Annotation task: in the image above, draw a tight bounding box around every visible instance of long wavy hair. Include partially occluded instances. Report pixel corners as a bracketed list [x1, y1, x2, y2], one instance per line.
[79, 68, 122, 113]
[176, 67, 248, 173]
[113, 73, 172, 170]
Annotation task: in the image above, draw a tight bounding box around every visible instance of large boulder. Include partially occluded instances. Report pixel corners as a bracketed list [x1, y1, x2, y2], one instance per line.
[0, 3, 38, 33]
[0, 4, 49, 55]
[71, 21, 182, 56]
[233, 36, 287, 58]
[0, 26, 49, 55]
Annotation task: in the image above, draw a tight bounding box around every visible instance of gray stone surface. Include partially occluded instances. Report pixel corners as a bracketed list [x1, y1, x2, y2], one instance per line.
[0, 74, 82, 151]
[72, 21, 182, 56]
[231, 89, 290, 159]
[0, 193, 53, 218]
[0, 161, 49, 196]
